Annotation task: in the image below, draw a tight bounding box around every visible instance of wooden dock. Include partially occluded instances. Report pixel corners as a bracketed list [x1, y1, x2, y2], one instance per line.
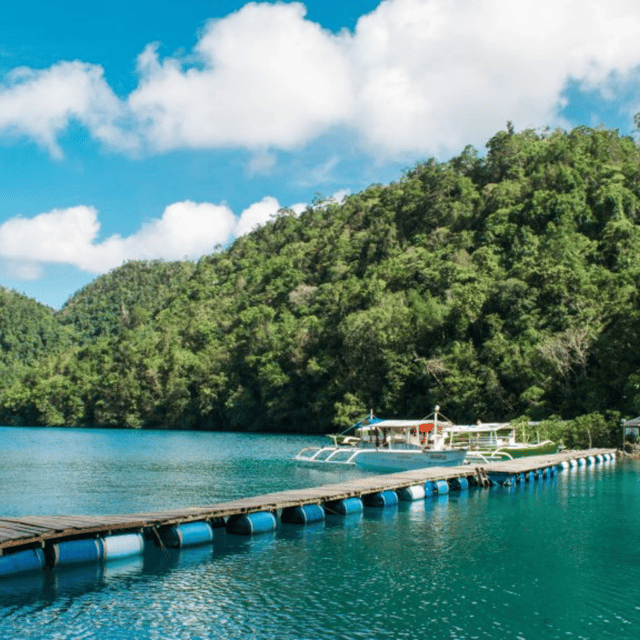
[0, 448, 616, 556]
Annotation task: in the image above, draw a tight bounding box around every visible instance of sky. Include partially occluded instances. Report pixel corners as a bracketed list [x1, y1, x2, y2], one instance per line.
[1, 0, 639, 309]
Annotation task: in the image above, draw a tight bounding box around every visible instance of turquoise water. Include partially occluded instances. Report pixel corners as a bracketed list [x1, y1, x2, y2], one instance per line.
[0, 427, 638, 639]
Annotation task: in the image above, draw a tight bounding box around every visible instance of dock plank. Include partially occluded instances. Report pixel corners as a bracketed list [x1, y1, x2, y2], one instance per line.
[0, 448, 617, 552]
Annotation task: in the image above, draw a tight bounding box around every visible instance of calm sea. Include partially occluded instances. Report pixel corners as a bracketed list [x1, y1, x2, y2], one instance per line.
[0, 426, 638, 640]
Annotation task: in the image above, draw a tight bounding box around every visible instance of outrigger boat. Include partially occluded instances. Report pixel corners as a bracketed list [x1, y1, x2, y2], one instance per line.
[449, 423, 557, 462]
[294, 407, 468, 473]
[294, 409, 557, 472]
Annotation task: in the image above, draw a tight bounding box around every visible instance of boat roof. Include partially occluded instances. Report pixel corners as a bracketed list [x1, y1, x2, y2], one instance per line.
[443, 423, 515, 433]
[357, 419, 453, 430]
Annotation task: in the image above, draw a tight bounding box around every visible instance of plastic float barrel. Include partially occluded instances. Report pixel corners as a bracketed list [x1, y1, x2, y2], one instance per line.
[517, 472, 526, 483]
[577, 457, 586, 466]
[435, 480, 449, 494]
[48, 538, 104, 568]
[587, 456, 596, 465]
[547, 466, 556, 477]
[398, 485, 426, 501]
[163, 522, 214, 548]
[526, 471, 535, 482]
[424, 481, 438, 496]
[281, 504, 325, 524]
[226, 512, 277, 536]
[101, 533, 145, 561]
[0, 548, 46, 577]
[328, 497, 363, 515]
[560, 460, 570, 470]
[364, 490, 398, 507]
[449, 477, 469, 491]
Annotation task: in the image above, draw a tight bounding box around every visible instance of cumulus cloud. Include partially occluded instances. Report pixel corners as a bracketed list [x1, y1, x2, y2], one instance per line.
[1, 0, 640, 158]
[348, 0, 640, 155]
[0, 61, 134, 158]
[128, 2, 353, 151]
[0, 197, 298, 277]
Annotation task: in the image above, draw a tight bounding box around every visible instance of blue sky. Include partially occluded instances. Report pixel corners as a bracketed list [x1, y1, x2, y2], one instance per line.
[0, 0, 638, 309]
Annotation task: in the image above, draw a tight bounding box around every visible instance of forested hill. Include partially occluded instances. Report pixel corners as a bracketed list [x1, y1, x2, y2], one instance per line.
[0, 288, 72, 383]
[2, 125, 640, 434]
[57, 260, 196, 342]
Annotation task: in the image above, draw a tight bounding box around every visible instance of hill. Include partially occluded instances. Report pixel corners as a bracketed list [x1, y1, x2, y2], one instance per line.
[1, 125, 639, 434]
[0, 288, 72, 385]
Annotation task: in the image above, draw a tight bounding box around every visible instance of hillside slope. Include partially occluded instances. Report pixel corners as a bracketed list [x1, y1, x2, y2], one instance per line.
[1, 126, 639, 433]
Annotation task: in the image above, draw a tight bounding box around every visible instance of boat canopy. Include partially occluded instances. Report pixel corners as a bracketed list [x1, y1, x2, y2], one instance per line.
[357, 418, 453, 432]
[444, 422, 514, 433]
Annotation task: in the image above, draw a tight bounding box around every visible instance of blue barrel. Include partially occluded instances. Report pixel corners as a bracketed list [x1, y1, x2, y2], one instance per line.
[526, 471, 535, 482]
[50, 538, 103, 568]
[0, 548, 45, 576]
[281, 504, 325, 524]
[548, 465, 557, 476]
[449, 477, 469, 491]
[365, 490, 398, 507]
[163, 521, 214, 548]
[435, 480, 449, 494]
[329, 497, 363, 515]
[398, 485, 426, 501]
[102, 533, 145, 560]
[424, 481, 438, 496]
[517, 473, 526, 483]
[227, 512, 277, 535]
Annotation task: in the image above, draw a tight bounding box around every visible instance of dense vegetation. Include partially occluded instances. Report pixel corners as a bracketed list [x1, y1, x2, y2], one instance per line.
[0, 288, 73, 384]
[1, 126, 640, 445]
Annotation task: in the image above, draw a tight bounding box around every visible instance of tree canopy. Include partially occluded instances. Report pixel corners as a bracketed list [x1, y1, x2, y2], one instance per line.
[1, 126, 639, 438]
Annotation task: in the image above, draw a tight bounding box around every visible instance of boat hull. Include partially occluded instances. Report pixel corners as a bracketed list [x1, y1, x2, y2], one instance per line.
[466, 440, 558, 462]
[499, 441, 558, 458]
[354, 449, 467, 473]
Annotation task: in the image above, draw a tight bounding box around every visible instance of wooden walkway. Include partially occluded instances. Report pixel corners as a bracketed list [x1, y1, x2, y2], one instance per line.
[0, 448, 616, 554]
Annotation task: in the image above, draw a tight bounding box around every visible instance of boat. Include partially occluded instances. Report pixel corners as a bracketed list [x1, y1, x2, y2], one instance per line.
[449, 422, 558, 462]
[294, 408, 468, 473]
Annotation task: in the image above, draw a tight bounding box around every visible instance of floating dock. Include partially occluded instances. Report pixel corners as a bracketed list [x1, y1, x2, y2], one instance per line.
[0, 448, 617, 575]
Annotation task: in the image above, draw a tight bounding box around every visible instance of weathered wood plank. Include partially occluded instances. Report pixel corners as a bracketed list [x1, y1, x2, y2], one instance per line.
[0, 448, 617, 552]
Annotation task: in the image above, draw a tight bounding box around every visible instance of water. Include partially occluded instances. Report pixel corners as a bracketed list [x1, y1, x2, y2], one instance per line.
[0, 427, 638, 639]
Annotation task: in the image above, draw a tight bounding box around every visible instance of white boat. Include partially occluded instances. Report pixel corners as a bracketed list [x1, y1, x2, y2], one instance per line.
[446, 423, 557, 462]
[294, 409, 467, 473]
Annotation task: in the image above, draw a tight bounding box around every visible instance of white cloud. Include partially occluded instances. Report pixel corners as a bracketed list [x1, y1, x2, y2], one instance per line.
[2, 0, 640, 158]
[0, 61, 132, 158]
[348, 0, 640, 155]
[0, 197, 305, 278]
[127, 2, 353, 152]
[234, 196, 281, 237]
